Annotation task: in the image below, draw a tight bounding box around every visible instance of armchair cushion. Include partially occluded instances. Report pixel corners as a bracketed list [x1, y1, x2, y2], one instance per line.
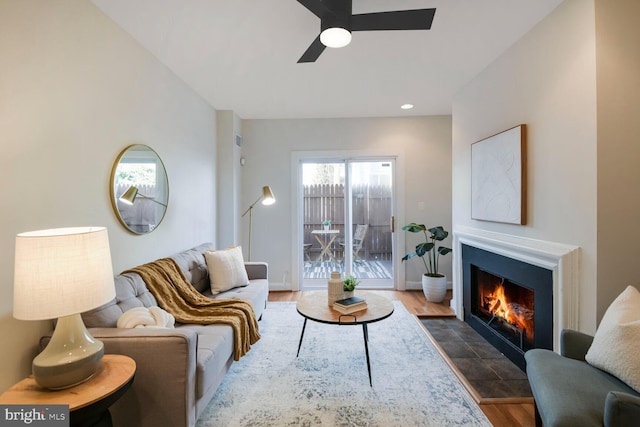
[585, 285, 640, 392]
[605, 391, 640, 427]
[560, 329, 593, 360]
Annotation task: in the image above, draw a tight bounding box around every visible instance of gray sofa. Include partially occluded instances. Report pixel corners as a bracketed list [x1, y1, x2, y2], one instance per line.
[78, 243, 269, 427]
[525, 329, 640, 427]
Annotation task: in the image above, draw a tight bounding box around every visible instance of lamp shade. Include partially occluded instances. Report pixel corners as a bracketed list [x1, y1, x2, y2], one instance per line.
[262, 185, 276, 206]
[119, 185, 139, 205]
[13, 227, 116, 321]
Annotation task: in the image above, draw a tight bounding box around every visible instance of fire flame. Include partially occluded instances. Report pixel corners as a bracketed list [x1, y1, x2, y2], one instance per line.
[483, 284, 533, 334]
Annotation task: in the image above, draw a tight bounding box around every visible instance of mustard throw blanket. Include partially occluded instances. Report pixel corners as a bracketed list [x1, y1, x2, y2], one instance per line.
[125, 258, 260, 360]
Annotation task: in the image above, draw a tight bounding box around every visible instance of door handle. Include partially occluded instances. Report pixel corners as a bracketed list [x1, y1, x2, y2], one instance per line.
[391, 216, 395, 233]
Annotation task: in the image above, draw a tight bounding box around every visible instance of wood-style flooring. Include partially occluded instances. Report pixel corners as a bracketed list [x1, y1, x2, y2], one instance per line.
[269, 290, 535, 427]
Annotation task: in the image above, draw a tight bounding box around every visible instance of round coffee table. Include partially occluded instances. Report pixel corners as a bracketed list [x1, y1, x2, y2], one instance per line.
[296, 291, 394, 386]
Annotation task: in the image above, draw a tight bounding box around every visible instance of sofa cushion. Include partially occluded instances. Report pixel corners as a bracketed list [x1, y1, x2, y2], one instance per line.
[179, 324, 235, 399]
[526, 348, 638, 426]
[209, 278, 269, 320]
[82, 272, 158, 328]
[204, 246, 249, 295]
[171, 242, 215, 294]
[586, 285, 640, 392]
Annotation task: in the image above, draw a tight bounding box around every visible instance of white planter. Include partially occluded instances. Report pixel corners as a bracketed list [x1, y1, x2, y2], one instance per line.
[422, 274, 447, 303]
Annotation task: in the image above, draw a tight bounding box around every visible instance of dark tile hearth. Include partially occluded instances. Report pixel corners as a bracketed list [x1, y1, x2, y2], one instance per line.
[421, 317, 533, 400]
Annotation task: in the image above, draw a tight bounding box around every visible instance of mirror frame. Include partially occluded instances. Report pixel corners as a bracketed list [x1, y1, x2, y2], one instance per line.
[110, 144, 169, 235]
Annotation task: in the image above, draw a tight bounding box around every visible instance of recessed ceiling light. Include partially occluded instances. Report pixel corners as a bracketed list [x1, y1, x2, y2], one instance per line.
[401, 104, 414, 110]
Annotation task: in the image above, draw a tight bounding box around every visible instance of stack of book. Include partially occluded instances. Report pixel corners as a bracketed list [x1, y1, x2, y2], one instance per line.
[332, 296, 367, 314]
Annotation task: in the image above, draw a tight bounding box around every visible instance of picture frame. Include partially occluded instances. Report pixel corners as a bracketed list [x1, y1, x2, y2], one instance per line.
[471, 124, 526, 225]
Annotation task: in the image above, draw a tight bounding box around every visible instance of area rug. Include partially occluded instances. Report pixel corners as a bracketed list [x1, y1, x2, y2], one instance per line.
[196, 301, 491, 427]
[304, 260, 392, 279]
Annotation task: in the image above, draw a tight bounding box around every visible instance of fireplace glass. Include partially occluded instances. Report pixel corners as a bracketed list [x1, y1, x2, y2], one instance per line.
[471, 268, 535, 352]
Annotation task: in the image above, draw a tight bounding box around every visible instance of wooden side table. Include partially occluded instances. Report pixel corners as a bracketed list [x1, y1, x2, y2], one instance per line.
[0, 354, 136, 427]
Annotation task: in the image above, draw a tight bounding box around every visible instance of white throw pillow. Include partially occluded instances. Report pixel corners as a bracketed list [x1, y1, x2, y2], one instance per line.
[117, 306, 175, 329]
[585, 285, 640, 392]
[204, 246, 249, 295]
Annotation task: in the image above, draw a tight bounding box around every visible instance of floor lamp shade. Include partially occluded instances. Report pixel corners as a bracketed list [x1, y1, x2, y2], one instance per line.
[261, 186, 275, 205]
[13, 226, 116, 389]
[118, 185, 139, 205]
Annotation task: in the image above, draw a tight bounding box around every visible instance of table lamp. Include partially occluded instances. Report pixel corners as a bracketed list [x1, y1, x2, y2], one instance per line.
[13, 226, 116, 390]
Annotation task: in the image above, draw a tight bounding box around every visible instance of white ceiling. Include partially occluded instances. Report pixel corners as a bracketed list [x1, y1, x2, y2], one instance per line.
[92, 0, 564, 119]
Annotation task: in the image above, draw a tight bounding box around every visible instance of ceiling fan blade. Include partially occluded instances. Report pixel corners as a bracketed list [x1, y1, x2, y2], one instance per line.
[298, 35, 326, 63]
[297, 0, 330, 19]
[352, 8, 436, 31]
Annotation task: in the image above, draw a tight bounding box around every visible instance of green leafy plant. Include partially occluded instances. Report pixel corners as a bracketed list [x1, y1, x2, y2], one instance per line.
[322, 219, 331, 227]
[402, 224, 452, 277]
[343, 275, 359, 292]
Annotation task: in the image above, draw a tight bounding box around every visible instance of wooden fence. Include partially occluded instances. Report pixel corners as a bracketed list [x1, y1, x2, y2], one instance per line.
[303, 184, 392, 260]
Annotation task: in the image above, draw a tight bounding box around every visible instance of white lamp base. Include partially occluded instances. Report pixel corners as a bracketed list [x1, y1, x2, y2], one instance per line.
[33, 313, 104, 390]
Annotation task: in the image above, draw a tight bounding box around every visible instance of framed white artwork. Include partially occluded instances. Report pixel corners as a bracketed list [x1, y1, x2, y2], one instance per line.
[471, 124, 527, 225]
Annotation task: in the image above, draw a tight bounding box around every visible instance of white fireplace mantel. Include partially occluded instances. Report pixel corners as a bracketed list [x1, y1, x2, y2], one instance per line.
[452, 226, 580, 351]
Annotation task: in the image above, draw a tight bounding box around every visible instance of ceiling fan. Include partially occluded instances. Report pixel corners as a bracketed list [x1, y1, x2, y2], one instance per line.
[296, 0, 436, 63]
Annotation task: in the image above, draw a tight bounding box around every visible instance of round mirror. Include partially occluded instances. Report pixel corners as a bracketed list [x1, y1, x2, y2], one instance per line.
[110, 144, 169, 234]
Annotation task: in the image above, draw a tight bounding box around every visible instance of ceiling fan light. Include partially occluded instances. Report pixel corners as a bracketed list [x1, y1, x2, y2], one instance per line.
[320, 27, 352, 48]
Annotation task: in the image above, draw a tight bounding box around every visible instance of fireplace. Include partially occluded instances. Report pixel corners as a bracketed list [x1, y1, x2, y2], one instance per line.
[462, 244, 553, 370]
[453, 227, 580, 358]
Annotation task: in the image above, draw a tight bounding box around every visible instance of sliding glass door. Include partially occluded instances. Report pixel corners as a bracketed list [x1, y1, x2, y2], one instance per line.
[299, 158, 395, 290]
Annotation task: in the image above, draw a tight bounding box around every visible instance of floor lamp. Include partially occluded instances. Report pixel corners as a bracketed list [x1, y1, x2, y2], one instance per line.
[241, 185, 275, 261]
[119, 185, 167, 207]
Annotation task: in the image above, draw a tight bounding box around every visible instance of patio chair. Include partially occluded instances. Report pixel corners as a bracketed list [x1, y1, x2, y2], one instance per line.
[303, 243, 312, 263]
[340, 224, 368, 262]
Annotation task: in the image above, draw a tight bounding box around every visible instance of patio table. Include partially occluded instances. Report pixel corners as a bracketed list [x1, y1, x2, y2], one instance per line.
[311, 229, 339, 263]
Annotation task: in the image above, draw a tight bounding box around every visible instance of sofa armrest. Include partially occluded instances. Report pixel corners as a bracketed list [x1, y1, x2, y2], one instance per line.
[605, 391, 640, 427]
[245, 262, 268, 280]
[560, 329, 593, 360]
[49, 327, 198, 427]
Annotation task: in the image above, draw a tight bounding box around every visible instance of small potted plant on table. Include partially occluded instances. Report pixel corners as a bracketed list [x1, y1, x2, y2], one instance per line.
[342, 275, 359, 299]
[402, 224, 452, 303]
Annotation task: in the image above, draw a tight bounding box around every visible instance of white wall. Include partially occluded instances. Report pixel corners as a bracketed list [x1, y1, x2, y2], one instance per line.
[452, 0, 599, 331]
[594, 0, 640, 322]
[240, 116, 452, 290]
[217, 110, 242, 249]
[0, 0, 216, 391]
